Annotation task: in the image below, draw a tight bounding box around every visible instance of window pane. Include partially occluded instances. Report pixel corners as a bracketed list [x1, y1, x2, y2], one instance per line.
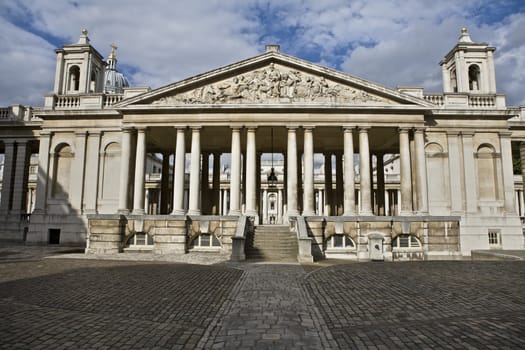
[334, 235, 343, 248]
[212, 235, 221, 247]
[345, 236, 354, 248]
[135, 233, 146, 245]
[200, 234, 210, 247]
[399, 235, 409, 248]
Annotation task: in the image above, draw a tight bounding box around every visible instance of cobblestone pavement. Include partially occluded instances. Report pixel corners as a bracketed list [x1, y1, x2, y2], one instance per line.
[1, 246, 525, 349]
[304, 261, 525, 349]
[197, 263, 336, 350]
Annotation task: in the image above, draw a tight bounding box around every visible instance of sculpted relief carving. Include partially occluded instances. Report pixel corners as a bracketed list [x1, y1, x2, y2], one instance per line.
[152, 63, 394, 105]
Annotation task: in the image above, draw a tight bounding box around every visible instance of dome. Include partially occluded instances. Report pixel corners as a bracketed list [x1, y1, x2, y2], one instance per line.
[103, 45, 129, 94]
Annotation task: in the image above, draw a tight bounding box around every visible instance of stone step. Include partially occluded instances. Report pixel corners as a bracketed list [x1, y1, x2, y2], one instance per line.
[246, 225, 298, 261]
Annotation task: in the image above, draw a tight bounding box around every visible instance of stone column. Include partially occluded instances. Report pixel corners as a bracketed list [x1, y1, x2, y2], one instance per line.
[277, 189, 283, 223]
[245, 128, 257, 216]
[414, 128, 428, 214]
[229, 128, 242, 215]
[84, 131, 101, 214]
[0, 141, 15, 213]
[160, 152, 170, 214]
[343, 127, 356, 216]
[262, 189, 268, 223]
[132, 127, 147, 215]
[335, 152, 343, 215]
[118, 128, 133, 214]
[256, 152, 262, 218]
[188, 127, 201, 215]
[70, 131, 87, 212]
[359, 127, 372, 215]
[376, 153, 385, 216]
[11, 141, 31, 215]
[303, 127, 315, 215]
[201, 152, 209, 214]
[462, 132, 477, 214]
[318, 189, 324, 215]
[447, 132, 463, 213]
[520, 142, 525, 213]
[172, 127, 186, 215]
[223, 189, 229, 215]
[399, 128, 413, 215]
[33, 132, 52, 213]
[212, 152, 220, 215]
[500, 132, 516, 213]
[286, 127, 299, 217]
[324, 153, 332, 215]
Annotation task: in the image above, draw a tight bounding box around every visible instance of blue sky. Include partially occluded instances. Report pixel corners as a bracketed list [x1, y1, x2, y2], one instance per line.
[1, 0, 525, 106]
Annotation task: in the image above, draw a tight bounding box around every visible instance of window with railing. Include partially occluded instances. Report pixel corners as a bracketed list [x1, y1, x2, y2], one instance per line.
[488, 230, 501, 248]
[326, 234, 355, 249]
[190, 233, 221, 248]
[392, 234, 422, 249]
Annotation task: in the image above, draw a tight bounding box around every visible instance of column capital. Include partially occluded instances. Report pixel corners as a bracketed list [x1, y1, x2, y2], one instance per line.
[174, 126, 186, 131]
[231, 126, 242, 132]
[246, 127, 257, 132]
[75, 130, 88, 137]
[87, 130, 102, 137]
[398, 127, 411, 133]
[343, 125, 355, 132]
[136, 126, 148, 132]
[461, 131, 475, 137]
[190, 126, 202, 131]
[498, 131, 512, 138]
[446, 130, 461, 136]
[302, 125, 315, 131]
[358, 126, 371, 132]
[121, 126, 135, 133]
[413, 127, 426, 133]
[39, 130, 53, 137]
[287, 126, 299, 131]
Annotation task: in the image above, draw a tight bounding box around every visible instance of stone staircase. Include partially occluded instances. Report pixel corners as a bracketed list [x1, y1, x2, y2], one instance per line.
[245, 225, 298, 261]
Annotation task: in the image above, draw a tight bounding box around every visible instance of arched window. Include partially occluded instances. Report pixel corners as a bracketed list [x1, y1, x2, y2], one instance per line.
[90, 70, 97, 92]
[101, 142, 121, 200]
[68, 65, 80, 92]
[392, 234, 421, 249]
[52, 144, 73, 198]
[450, 68, 458, 92]
[476, 144, 499, 201]
[326, 234, 355, 249]
[425, 142, 450, 213]
[469, 64, 481, 91]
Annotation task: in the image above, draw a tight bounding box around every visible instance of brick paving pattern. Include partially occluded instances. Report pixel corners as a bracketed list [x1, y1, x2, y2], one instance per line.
[198, 263, 336, 349]
[1, 245, 525, 349]
[304, 261, 525, 349]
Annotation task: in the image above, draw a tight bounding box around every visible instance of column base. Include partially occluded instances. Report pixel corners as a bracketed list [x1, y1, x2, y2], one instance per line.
[302, 210, 316, 216]
[171, 209, 186, 215]
[117, 209, 130, 215]
[187, 209, 201, 216]
[132, 209, 145, 215]
[359, 210, 374, 216]
[229, 209, 241, 216]
[343, 211, 357, 216]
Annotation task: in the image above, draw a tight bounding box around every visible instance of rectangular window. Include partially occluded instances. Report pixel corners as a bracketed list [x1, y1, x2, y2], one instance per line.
[488, 230, 501, 248]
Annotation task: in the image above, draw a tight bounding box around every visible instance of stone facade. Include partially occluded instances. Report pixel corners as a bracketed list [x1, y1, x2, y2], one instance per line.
[1, 28, 525, 261]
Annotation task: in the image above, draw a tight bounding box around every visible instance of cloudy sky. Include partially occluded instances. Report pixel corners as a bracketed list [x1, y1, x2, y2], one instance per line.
[1, 0, 525, 107]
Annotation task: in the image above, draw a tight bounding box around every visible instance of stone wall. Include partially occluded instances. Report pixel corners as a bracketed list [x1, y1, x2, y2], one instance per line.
[86, 214, 239, 255]
[305, 216, 460, 261]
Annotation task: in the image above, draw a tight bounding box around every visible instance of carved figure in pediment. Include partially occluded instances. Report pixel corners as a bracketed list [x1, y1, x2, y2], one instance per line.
[150, 63, 394, 105]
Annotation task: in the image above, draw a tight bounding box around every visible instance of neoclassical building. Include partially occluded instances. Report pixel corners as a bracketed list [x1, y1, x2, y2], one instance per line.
[1, 28, 525, 261]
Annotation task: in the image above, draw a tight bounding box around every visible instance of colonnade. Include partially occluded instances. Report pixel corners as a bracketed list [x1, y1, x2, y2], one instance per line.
[116, 125, 429, 220]
[0, 139, 32, 216]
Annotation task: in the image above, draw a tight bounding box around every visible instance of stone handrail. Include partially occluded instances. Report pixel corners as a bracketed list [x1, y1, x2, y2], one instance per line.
[296, 216, 314, 263]
[423, 94, 444, 106]
[231, 215, 248, 261]
[49, 93, 124, 110]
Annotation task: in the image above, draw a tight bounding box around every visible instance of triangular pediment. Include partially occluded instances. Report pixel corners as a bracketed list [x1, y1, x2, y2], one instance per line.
[117, 52, 433, 108]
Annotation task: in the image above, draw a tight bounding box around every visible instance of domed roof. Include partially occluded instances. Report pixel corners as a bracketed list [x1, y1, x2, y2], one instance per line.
[104, 44, 129, 94]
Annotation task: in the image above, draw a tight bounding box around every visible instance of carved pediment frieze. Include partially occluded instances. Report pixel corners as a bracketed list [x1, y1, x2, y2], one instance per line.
[152, 63, 395, 105]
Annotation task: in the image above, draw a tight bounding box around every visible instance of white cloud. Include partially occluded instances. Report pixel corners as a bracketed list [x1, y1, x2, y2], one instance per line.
[0, 0, 524, 106]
